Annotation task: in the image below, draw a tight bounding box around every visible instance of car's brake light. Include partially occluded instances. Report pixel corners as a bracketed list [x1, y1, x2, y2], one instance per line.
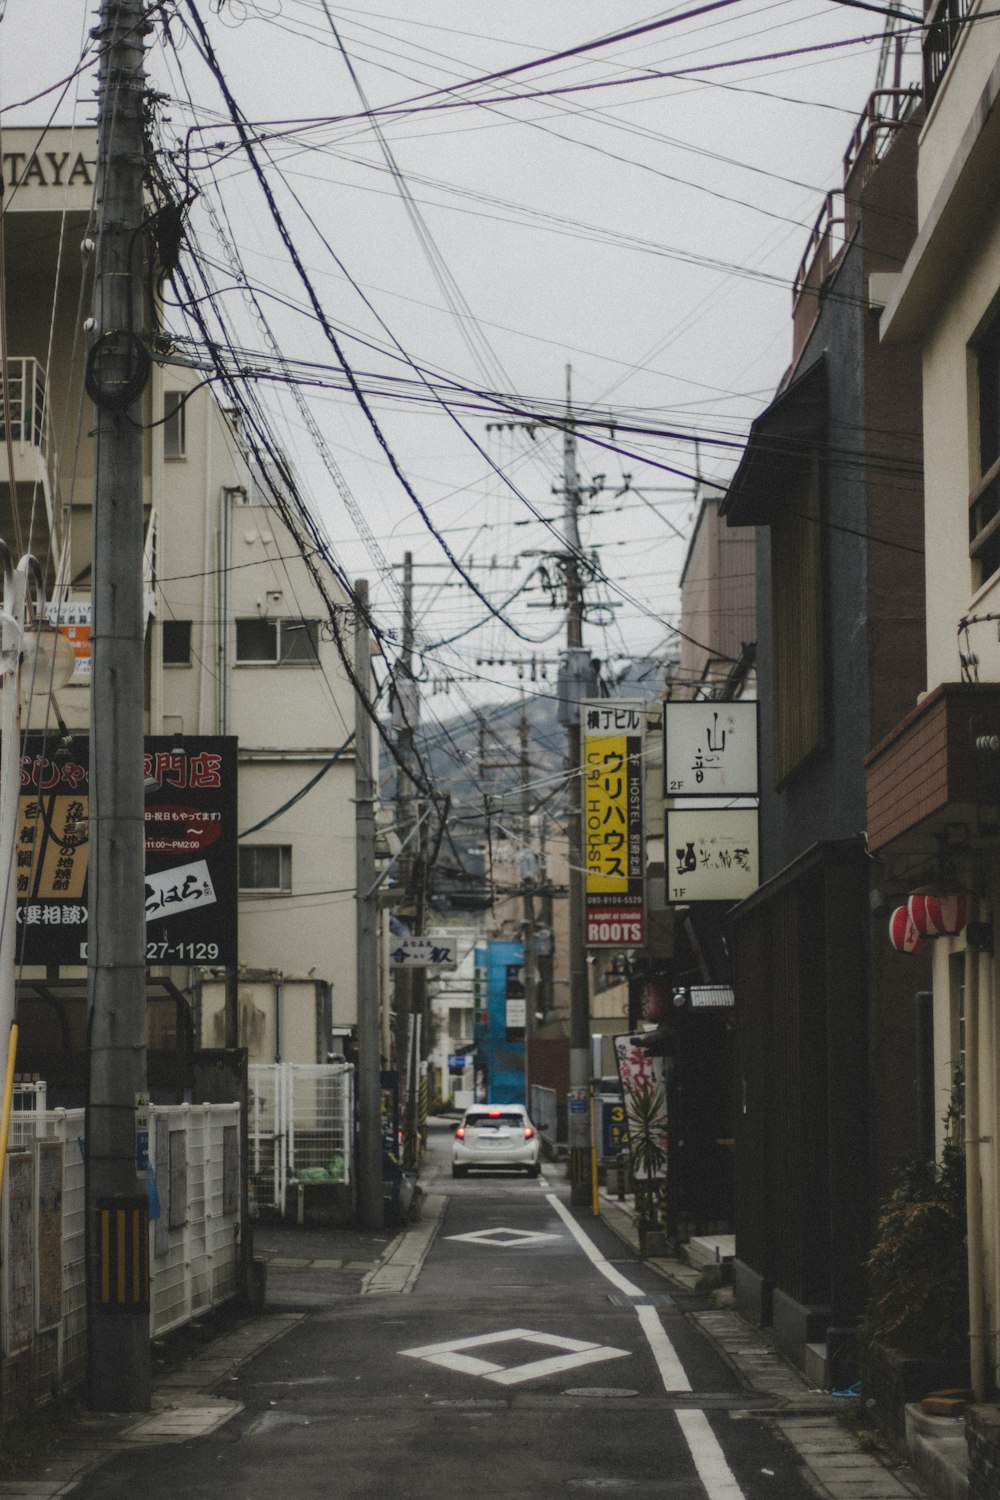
[455, 1126, 465, 1139]
[524, 1126, 534, 1140]
[487, 1109, 501, 1117]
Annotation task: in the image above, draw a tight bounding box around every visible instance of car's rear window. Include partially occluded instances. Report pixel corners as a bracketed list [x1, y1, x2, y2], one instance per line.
[465, 1111, 524, 1128]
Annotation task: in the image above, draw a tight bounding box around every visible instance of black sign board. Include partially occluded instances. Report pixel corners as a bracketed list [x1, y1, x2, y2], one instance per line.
[16, 734, 238, 967]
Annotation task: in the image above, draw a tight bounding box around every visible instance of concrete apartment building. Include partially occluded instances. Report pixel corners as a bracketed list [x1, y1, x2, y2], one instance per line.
[2, 125, 368, 1076]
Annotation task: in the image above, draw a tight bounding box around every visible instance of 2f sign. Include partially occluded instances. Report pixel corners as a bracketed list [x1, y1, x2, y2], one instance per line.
[664, 701, 758, 798]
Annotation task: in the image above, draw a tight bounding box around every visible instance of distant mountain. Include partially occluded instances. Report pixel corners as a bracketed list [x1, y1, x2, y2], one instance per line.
[379, 656, 675, 912]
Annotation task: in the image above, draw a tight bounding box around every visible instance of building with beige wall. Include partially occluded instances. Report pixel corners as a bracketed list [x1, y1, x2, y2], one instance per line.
[871, 7, 1000, 1405]
[2, 126, 370, 1073]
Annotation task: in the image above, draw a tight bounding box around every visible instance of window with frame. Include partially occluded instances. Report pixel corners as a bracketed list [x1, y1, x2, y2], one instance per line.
[235, 617, 319, 665]
[162, 619, 192, 666]
[239, 844, 292, 892]
[770, 451, 825, 784]
[450, 1007, 473, 1041]
[970, 313, 1000, 585]
[163, 390, 187, 460]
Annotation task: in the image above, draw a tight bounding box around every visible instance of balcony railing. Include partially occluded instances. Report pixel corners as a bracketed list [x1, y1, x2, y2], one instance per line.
[0, 357, 46, 449]
[924, 0, 975, 110]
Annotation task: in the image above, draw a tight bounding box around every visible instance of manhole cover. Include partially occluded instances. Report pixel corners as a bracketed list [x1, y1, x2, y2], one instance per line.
[562, 1387, 639, 1398]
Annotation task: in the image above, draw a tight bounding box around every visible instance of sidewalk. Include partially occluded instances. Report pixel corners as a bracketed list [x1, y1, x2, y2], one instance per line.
[596, 1190, 934, 1500]
[0, 1214, 402, 1500]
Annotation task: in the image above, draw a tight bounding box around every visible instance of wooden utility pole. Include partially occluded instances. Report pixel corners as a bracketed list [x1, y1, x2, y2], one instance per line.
[85, 0, 152, 1410]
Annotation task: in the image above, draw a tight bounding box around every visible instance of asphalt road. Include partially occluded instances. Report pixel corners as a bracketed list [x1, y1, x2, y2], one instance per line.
[70, 1124, 837, 1499]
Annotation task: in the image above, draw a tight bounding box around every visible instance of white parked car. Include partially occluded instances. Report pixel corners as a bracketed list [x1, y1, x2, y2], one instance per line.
[452, 1104, 541, 1178]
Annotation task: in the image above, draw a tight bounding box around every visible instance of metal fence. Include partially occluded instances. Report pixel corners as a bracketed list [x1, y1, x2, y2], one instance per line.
[249, 1062, 354, 1216]
[1, 1101, 242, 1409]
[530, 1083, 558, 1143]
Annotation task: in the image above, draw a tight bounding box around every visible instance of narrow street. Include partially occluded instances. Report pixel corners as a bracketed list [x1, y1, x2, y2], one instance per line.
[62, 1123, 925, 1500]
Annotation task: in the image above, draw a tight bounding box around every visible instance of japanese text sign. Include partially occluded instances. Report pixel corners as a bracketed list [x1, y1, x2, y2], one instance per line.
[388, 936, 458, 969]
[15, 733, 238, 966]
[582, 701, 645, 947]
[44, 600, 91, 683]
[666, 807, 759, 903]
[664, 701, 758, 798]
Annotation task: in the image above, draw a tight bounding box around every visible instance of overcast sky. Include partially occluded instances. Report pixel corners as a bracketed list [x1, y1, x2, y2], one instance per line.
[0, 1, 922, 713]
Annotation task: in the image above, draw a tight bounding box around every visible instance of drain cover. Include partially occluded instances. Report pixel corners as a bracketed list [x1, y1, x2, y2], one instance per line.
[607, 1292, 674, 1308]
[432, 1398, 507, 1408]
[562, 1388, 639, 1398]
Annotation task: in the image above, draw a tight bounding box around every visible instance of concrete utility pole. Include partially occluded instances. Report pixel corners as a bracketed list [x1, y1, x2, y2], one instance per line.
[393, 553, 425, 1165]
[518, 698, 537, 1103]
[85, 0, 152, 1411]
[555, 367, 591, 1205]
[354, 582, 383, 1230]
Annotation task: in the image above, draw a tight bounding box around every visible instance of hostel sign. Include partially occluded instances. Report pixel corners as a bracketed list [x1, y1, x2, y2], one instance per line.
[582, 701, 645, 947]
[15, 734, 238, 966]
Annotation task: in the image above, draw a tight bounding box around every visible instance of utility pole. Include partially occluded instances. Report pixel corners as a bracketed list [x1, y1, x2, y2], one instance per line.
[518, 697, 537, 1107]
[393, 553, 425, 1166]
[555, 366, 592, 1205]
[86, 0, 152, 1410]
[354, 581, 383, 1230]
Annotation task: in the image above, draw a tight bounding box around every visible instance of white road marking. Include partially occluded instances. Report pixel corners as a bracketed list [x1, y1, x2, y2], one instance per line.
[445, 1227, 562, 1247]
[402, 1327, 595, 1358]
[486, 1347, 630, 1386]
[636, 1302, 691, 1393]
[545, 1193, 644, 1296]
[546, 1194, 748, 1499]
[400, 1326, 629, 1386]
[676, 1409, 746, 1500]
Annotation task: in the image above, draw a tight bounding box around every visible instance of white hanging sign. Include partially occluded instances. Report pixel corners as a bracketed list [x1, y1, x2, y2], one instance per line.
[664, 701, 758, 798]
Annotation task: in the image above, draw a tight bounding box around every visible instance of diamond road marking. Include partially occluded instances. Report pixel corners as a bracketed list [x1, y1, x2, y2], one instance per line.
[400, 1326, 630, 1386]
[445, 1227, 562, 1247]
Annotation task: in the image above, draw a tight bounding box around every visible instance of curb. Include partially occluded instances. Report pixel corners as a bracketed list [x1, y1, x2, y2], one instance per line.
[362, 1192, 447, 1295]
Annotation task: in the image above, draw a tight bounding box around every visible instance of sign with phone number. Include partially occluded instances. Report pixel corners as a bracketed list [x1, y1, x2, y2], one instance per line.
[581, 701, 645, 949]
[15, 733, 238, 966]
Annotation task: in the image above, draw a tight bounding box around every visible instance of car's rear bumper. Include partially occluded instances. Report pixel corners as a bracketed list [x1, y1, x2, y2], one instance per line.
[453, 1141, 540, 1169]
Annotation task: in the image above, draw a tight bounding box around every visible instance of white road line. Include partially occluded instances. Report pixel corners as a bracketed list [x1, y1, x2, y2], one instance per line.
[547, 1193, 747, 1500]
[636, 1303, 690, 1393]
[545, 1193, 645, 1296]
[675, 1409, 745, 1500]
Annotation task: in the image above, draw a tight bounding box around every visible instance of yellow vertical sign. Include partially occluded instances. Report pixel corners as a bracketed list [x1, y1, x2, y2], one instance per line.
[584, 735, 629, 892]
[581, 702, 645, 947]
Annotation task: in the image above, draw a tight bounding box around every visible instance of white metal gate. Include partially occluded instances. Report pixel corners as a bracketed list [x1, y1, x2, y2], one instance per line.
[249, 1062, 353, 1215]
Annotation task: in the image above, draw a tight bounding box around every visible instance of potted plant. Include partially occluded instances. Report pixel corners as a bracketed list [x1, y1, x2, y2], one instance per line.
[860, 1078, 969, 1443]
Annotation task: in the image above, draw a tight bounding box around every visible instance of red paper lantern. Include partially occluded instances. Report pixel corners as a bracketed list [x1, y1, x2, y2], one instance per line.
[889, 905, 924, 953]
[642, 979, 667, 1022]
[908, 892, 968, 937]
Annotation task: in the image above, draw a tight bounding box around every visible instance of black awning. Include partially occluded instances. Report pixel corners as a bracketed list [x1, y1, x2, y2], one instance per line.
[721, 355, 827, 527]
